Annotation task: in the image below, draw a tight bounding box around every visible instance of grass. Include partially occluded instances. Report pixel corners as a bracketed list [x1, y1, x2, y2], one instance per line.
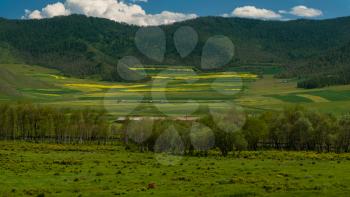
[0, 141, 349, 197]
[0, 64, 253, 116]
[4, 63, 350, 115]
[2, 63, 350, 197]
[296, 94, 329, 103]
[307, 90, 350, 101]
[64, 84, 147, 90]
[269, 94, 313, 103]
[238, 75, 350, 115]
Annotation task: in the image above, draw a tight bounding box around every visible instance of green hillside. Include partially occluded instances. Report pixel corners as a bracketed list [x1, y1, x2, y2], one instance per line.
[1, 15, 350, 87]
[0, 64, 53, 97]
[295, 41, 350, 88]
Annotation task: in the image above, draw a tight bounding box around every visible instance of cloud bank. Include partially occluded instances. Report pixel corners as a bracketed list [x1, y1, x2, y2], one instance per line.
[227, 6, 282, 20]
[225, 5, 323, 20]
[289, 5, 323, 17]
[131, 0, 148, 3]
[23, 0, 197, 26]
[24, 1, 324, 25]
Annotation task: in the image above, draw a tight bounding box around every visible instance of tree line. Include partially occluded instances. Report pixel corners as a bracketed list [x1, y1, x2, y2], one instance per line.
[124, 106, 350, 156]
[1, 104, 350, 156]
[0, 103, 110, 143]
[3, 15, 350, 85]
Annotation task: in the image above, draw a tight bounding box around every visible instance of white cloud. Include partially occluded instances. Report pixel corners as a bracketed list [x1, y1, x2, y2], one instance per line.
[278, 10, 288, 14]
[227, 6, 282, 20]
[290, 5, 323, 17]
[142, 11, 197, 26]
[224, 5, 323, 20]
[23, 0, 197, 26]
[24, 10, 43, 19]
[131, 0, 148, 3]
[23, 2, 70, 19]
[42, 2, 70, 18]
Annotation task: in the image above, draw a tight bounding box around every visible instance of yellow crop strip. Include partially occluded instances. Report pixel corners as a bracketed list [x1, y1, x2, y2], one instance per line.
[49, 74, 66, 80]
[152, 76, 170, 79]
[224, 88, 242, 91]
[297, 94, 329, 103]
[64, 84, 147, 89]
[40, 93, 61, 97]
[130, 67, 193, 72]
[152, 73, 257, 80]
[122, 87, 194, 92]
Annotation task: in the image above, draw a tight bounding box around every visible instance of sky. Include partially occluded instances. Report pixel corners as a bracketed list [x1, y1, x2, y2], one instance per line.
[1, 0, 350, 26]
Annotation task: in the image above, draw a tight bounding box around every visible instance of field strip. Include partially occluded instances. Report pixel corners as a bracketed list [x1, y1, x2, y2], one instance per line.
[152, 73, 258, 80]
[297, 94, 329, 103]
[130, 67, 193, 71]
[64, 84, 147, 89]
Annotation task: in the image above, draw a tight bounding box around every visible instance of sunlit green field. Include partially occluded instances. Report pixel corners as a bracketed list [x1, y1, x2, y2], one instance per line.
[0, 64, 256, 116]
[2, 64, 350, 196]
[0, 142, 349, 197]
[3, 63, 350, 115]
[239, 75, 350, 114]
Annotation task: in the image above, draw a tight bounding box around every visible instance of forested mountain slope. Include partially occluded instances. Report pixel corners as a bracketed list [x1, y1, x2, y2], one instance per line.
[1, 15, 350, 86]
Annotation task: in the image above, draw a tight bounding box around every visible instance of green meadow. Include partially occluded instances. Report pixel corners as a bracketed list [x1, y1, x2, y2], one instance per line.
[2, 63, 350, 115]
[238, 75, 350, 114]
[2, 64, 350, 196]
[1, 142, 350, 197]
[0, 64, 255, 116]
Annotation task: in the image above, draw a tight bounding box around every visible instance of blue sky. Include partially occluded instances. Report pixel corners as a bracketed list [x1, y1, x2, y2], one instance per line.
[1, 0, 350, 25]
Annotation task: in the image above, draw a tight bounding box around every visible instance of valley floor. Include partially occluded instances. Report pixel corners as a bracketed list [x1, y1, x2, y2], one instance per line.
[0, 142, 350, 196]
[3, 63, 350, 116]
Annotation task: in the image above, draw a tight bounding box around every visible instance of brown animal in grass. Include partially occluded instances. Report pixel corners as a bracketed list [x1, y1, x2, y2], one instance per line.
[147, 182, 156, 189]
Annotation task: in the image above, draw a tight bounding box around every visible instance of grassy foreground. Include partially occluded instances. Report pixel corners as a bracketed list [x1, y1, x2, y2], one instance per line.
[0, 142, 350, 196]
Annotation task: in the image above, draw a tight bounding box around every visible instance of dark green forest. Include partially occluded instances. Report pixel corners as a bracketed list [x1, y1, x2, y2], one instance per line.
[295, 42, 350, 88]
[1, 15, 350, 87]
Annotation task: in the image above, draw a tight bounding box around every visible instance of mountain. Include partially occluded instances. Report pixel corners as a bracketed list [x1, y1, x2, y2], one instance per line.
[0, 15, 142, 81]
[1, 15, 350, 86]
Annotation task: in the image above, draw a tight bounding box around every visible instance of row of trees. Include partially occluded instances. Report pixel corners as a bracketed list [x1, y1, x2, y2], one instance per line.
[124, 106, 350, 156]
[0, 103, 110, 143]
[1, 103, 350, 155]
[297, 69, 350, 89]
[242, 106, 350, 153]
